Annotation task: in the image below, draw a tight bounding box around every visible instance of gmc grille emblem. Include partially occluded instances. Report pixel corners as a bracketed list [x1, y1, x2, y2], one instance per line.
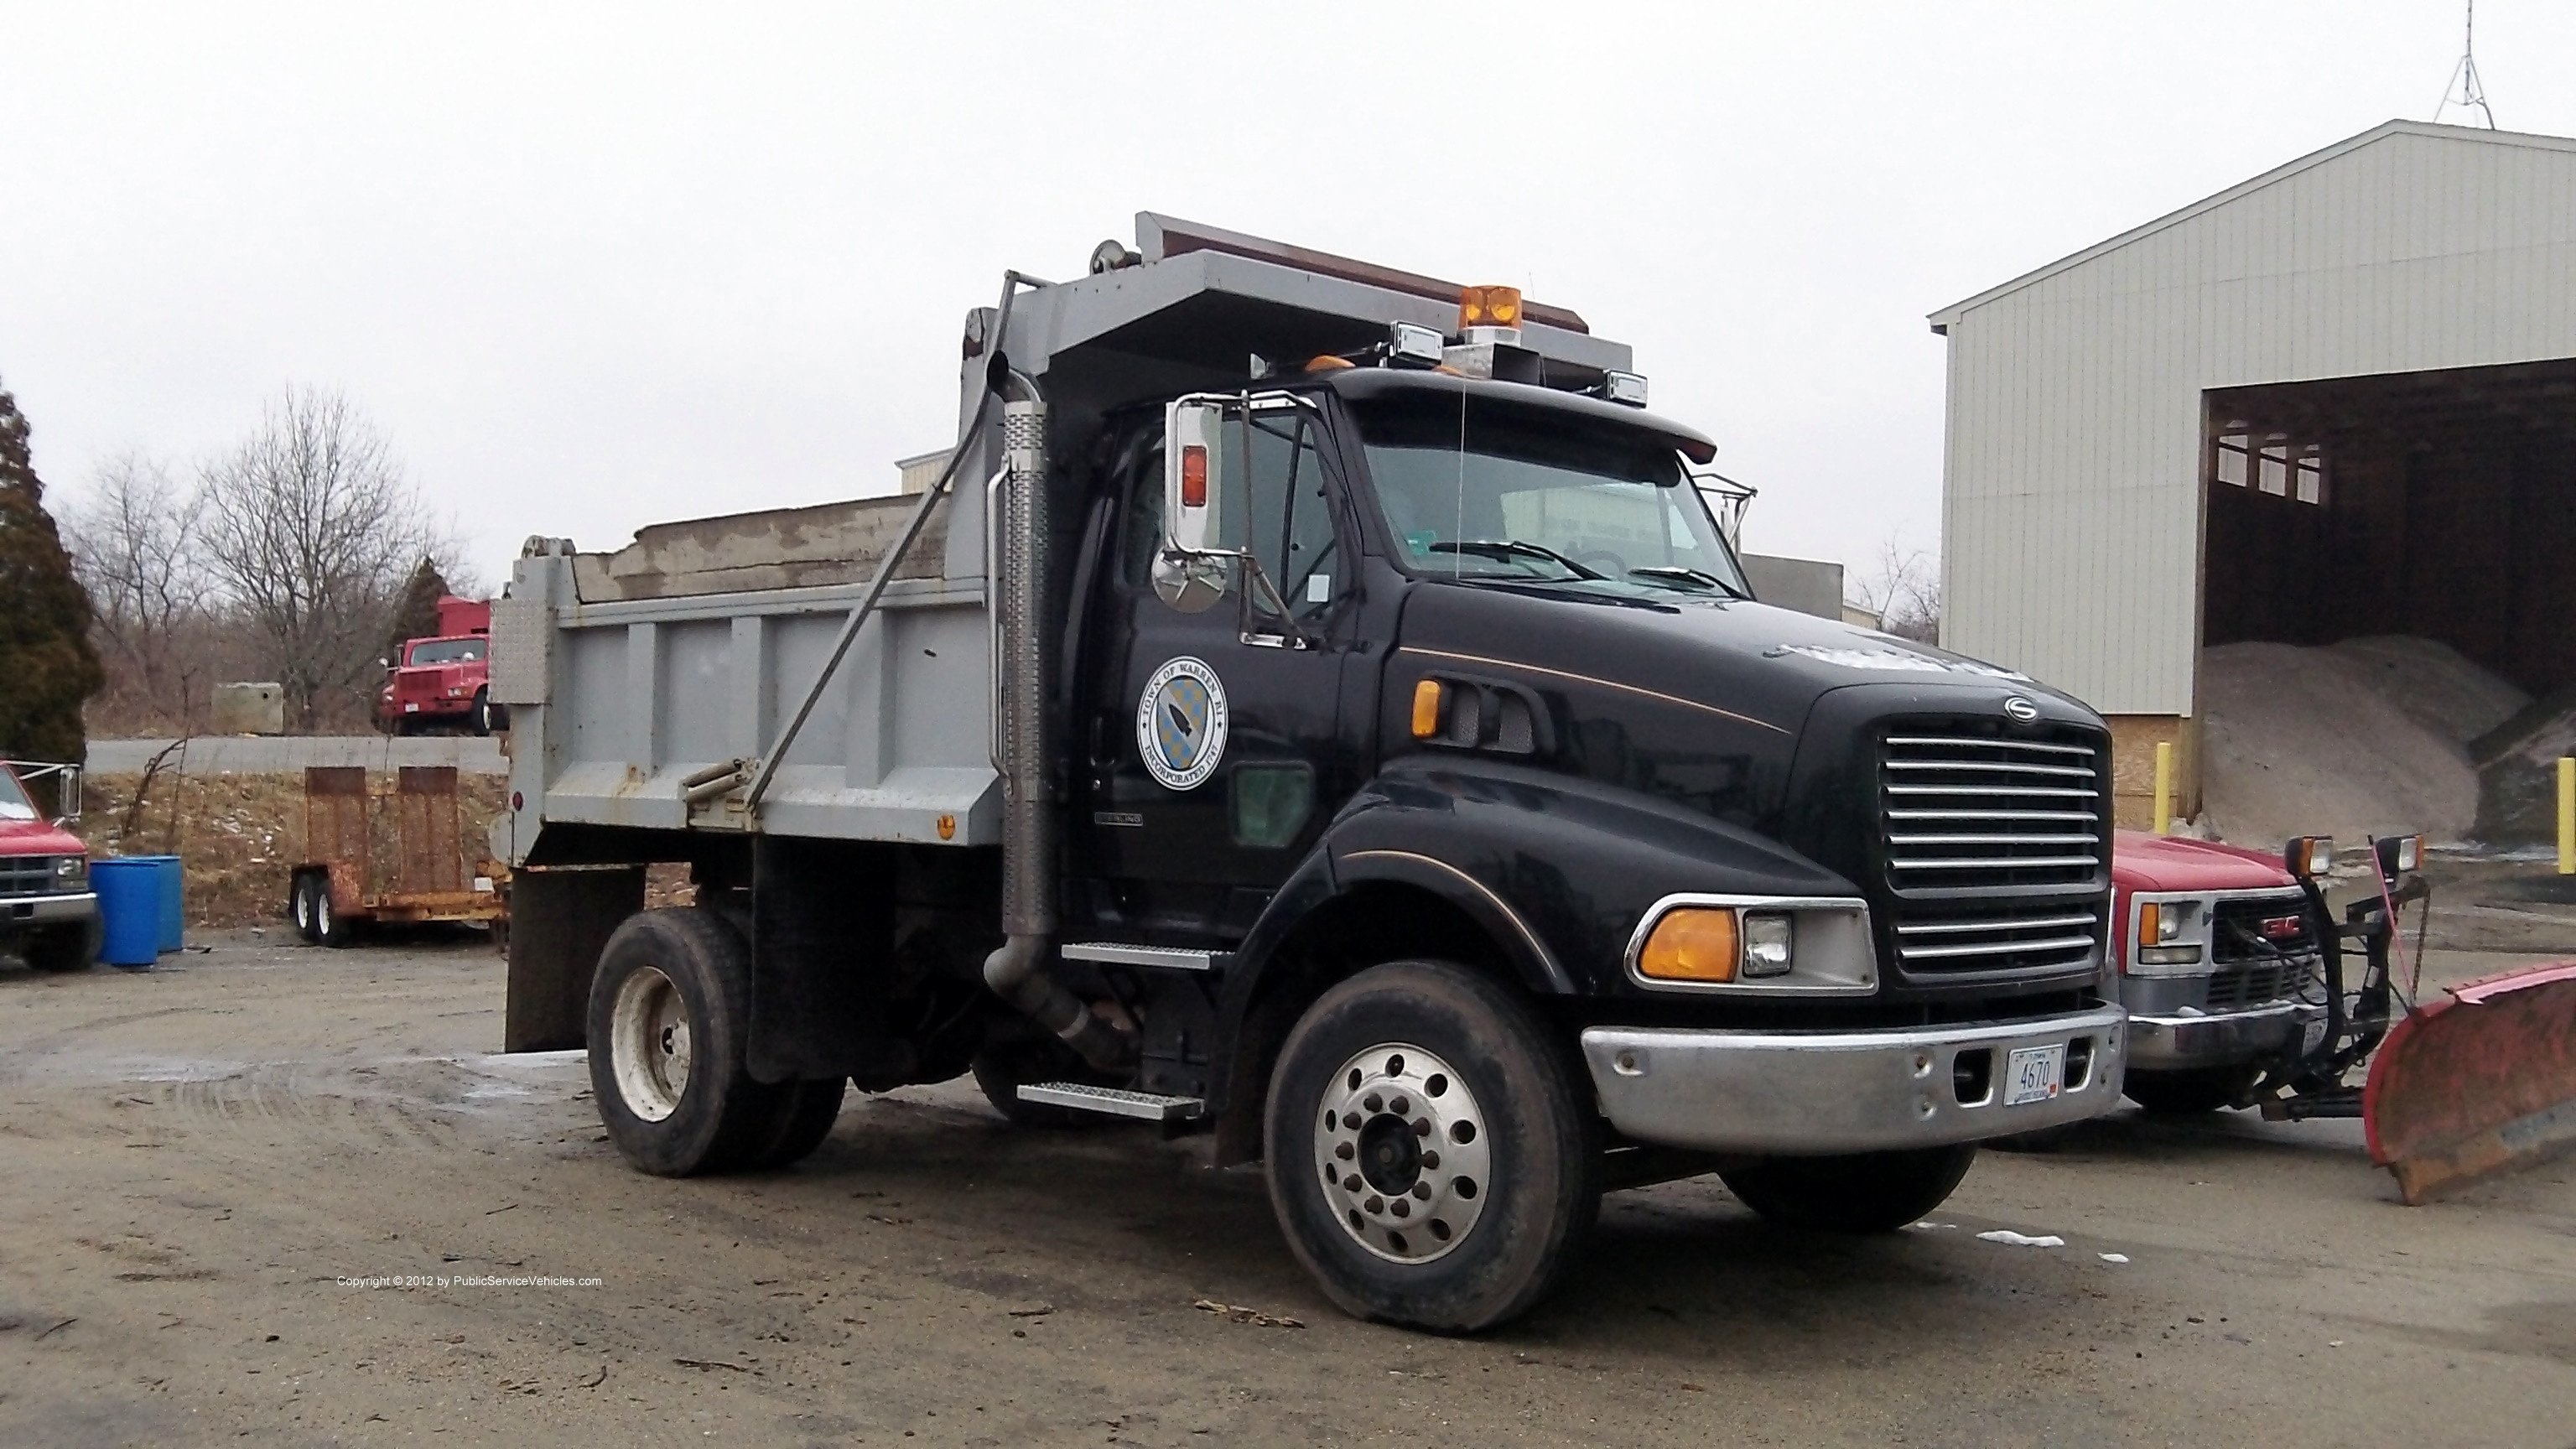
[2260, 915, 2303, 939]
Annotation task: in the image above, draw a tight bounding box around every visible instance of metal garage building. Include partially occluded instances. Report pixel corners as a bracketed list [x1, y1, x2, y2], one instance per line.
[1930, 119, 2576, 825]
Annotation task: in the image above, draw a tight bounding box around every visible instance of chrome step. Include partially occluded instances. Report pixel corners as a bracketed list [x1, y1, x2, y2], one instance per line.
[1060, 942, 1227, 971]
[1016, 1082, 1206, 1121]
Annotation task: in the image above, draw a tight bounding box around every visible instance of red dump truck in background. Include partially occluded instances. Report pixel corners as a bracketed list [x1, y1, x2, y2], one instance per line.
[377, 595, 505, 735]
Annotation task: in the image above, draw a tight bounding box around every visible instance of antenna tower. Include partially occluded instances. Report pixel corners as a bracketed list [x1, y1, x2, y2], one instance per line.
[2435, 0, 2498, 129]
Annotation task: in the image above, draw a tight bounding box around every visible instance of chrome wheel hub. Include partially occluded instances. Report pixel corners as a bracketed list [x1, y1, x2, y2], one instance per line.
[1314, 1042, 1491, 1265]
[610, 965, 693, 1123]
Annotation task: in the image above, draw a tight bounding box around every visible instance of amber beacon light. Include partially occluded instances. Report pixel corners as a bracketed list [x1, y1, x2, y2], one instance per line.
[1458, 285, 1523, 331]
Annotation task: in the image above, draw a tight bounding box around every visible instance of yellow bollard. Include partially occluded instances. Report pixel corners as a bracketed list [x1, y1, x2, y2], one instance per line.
[2559, 757, 2573, 875]
[2153, 740, 2174, 836]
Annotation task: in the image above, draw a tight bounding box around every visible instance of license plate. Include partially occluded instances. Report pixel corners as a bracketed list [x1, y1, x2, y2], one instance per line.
[2005, 1044, 2066, 1106]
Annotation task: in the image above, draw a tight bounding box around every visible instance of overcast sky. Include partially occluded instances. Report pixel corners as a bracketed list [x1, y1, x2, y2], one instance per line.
[7, 3, 2573, 592]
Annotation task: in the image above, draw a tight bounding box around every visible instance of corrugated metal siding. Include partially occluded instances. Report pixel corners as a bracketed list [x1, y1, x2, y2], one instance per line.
[1942, 127, 2576, 715]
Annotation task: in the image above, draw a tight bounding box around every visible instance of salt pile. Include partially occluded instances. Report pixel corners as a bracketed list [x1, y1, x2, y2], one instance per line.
[2199, 641, 2484, 847]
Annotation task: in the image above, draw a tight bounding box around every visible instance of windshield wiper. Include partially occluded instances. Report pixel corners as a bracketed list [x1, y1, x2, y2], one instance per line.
[1628, 565, 1749, 600]
[1427, 539, 1604, 580]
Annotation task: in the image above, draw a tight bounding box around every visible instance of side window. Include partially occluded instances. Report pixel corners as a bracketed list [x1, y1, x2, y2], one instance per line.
[1119, 439, 1166, 590]
[1239, 408, 1337, 625]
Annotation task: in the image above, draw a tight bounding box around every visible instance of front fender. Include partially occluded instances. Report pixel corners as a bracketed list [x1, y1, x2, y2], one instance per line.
[1212, 756, 1862, 1109]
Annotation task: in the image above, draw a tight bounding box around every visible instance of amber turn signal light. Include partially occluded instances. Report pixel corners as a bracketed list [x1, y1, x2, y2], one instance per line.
[1458, 284, 1523, 331]
[1639, 907, 1738, 983]
[1411, 679, 1444, 739]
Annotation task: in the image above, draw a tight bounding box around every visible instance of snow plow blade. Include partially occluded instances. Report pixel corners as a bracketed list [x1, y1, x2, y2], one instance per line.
[2364, 961, 2576, 1203]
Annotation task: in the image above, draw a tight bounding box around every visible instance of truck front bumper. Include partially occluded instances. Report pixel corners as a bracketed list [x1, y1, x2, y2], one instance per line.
[1579, 1005, 2127, 1156]
[3, 891, 98, 931]
[2127, 1000, 2318, 1070]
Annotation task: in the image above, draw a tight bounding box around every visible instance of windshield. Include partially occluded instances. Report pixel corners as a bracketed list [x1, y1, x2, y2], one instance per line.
[0, 769, 34, 822]
[1350, 394, 1750, 600]
[408, 638, 486, 665]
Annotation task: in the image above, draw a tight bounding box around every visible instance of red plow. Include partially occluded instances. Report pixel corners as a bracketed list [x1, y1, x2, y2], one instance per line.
[2256, 836, 2576, 1202]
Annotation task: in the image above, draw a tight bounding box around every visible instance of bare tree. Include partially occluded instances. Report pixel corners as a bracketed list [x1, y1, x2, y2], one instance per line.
[196, 387, 441, 730]
[63, 450, 217, 730]
[1851, 536, 1942, 644]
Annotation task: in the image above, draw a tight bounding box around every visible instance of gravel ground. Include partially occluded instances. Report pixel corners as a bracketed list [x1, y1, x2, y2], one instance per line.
[2, 928, 2571, 1448]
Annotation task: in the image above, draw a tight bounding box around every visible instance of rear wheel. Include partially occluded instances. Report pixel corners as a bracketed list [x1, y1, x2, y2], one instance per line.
[314, 882, 362, 948]
[1720, 1145, 1979, 1233]
[750, 1078, 847, 1169]
[288, 872, 323, 943]
[25, 919, 100, 973]
[586, 906, 782, 1176]
[2125, 1065, 2259, 1115]
[1264, 960, 1597, 1332]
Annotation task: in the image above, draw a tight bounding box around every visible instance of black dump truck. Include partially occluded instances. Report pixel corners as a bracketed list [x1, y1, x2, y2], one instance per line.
[491, 214, 2127, 1330]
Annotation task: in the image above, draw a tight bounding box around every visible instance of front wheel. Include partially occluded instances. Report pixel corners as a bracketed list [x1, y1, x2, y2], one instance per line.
[1719, 1145, 1978, 1233]
[585, 906, 782, 1176]
[1264, 960, 1597, 1332]
[470, 688, 499, 736]
[25, 919, 100, 972]
[289, 872, 323, 943]
[2125, 1065, 2259, 1115]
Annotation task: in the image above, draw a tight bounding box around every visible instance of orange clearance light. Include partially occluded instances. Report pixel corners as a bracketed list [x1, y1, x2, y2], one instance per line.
[1639, 907, 1739, 983]
[2137, 901, 2161, 951]
[1180, 444, 1208, 509]
[1411, 679, 1444, 739]
[1458, 284, 1524, 331]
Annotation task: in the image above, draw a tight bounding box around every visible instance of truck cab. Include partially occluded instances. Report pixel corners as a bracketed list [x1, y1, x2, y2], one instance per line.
[0, 760, 96, 972]
[494, 216, 2127, 1331]
[377, 595, 501, 735]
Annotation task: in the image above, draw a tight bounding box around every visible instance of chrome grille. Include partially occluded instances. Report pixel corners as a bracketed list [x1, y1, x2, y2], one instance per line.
[1883, 734, 2104, 886]
[0, 857, 55, 896]
[1882, 725, 2109, 980]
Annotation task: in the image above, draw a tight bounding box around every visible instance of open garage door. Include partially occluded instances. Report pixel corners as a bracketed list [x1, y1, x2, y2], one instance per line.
[2198, 357, 2576, 844]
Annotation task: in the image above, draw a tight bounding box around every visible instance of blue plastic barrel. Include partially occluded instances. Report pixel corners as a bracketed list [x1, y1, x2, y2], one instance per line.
[128, 854, 184, 952]
[91, 858, 163, 969]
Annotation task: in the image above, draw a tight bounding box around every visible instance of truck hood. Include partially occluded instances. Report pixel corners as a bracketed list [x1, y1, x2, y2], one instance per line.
[2112, 830, 2293, 892]
[1398, 582, 2077, 738]
[0, 817, 86, 855]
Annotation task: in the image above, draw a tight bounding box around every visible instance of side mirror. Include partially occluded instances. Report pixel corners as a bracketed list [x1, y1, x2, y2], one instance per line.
[51, 764, 80, 828]
[1156, 398, 1231, 614]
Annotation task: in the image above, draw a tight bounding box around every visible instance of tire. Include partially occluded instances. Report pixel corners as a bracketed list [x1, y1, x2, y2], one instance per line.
[1263, 959, 1597, 1332]
[470, 688, 495, 737]
[1719, 1145, 1979, 1233]
[970, 1041, 1107, 1129]
[314, 880, 363, 948]
[2125, 1065, 2259, 1116]
[289, 872, 323, 943]
[25, 919, 101, 973]
[750, 1078, 847, 1169]
[584, 906, 783, 1176]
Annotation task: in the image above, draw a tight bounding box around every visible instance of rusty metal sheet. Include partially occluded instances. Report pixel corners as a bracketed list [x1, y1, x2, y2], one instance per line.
[304, 766, 371, 911]
[393, 766, 464, 896]
[2365, 961, 2576, 1203]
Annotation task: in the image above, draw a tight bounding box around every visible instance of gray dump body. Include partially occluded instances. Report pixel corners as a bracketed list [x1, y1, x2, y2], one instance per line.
[489, 212, 1633, 868]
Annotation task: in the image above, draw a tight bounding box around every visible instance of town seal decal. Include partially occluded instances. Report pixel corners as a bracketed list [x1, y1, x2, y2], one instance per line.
[1137, 657, 1229, 791]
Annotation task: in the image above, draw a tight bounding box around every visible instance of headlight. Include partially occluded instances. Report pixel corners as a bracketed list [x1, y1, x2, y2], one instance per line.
[53, 854, 88, 891]
[1741, 912, 1794, 977]
[2130, 896, 2209, 972]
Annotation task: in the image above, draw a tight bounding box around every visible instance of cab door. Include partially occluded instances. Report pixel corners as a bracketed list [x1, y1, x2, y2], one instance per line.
[1067, 398, 1359, 944]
